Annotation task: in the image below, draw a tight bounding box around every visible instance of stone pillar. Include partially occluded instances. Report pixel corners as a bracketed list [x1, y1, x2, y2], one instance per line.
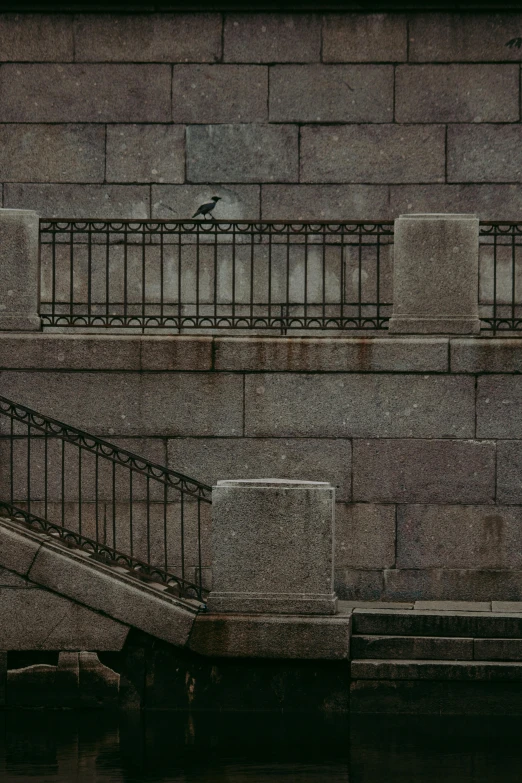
[0, 209, 41, 331]
[388, 213, 480, 335]
[207, 479, 337, 615]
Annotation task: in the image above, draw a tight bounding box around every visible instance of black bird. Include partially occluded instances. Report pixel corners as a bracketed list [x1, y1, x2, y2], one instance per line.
[192, 196, 221, 219]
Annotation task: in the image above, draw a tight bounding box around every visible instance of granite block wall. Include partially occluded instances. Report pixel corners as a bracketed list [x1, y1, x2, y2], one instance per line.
[1, 12, 522, 219]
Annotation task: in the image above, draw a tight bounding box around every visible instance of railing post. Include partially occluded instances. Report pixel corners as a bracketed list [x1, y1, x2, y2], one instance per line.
[388, 213, 480, 334]
[0, 209, 41, 331]
[207, 479, 337, 615]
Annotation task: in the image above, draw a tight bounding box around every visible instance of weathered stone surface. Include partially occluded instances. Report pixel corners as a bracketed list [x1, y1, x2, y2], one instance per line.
[139, 336, 213, 371]
[261, 184, 389, 220]
[389, 213, 480, 335]
[0, 124, 103, 183]
[396, 65, 519, 123]
[28, 542, 198, 646]
[216, 337, 448, 373]
[106, 125, 184, 184]
[0, 586, 128, 650]
[353, 440, 495, 503]
[244, 374, 475, 437]
[384, 569, 522, 603]
[74, 13, 221, 62]
[477, 377, 522, 438]
[172, 65, 267, 123]
[0, 518, 43, 577]
[152, 184, 260, 220]
[334, 569, 384, 601]
[474, 639, 522, 661]
[351, 635, 474, 660]
[270, 65, 393, 122]
[0, 335, 140, 371]
[352, 608, 522, 638]
[0, 64, 171, 122]
[451, 339, 522, 373]
[322, 13, 407, 62]
[300, 125, 445, 183]
[79, 652, 119, 707]
[339, 600, 413, 610]
[415, 601, 491, 612]
[390, 184, 522, 221]
[336, 504, 395, 569]
[397, 505, 522, 569]
[497, 441, 522, 504]
[448, 126, 522, 183]
[493, 602, 522, 612]
[0, 14, 73, 61]
[351, 659, 522, 681]
[0, 209, 41, 331]
[187, 125, 298, 183]
[0, 371, 243, 436]
[409, 14, 522, 62]
[0, 568, 30, 587]
[224, 14, 320, 62]
[5, 184, 150, 219]
[208, 479, 336, 615]
[188, 614, 351, 659]
[167, 437, 352, 501]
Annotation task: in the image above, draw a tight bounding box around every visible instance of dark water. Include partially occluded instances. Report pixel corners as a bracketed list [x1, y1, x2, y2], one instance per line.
[1, 711, 521, 782]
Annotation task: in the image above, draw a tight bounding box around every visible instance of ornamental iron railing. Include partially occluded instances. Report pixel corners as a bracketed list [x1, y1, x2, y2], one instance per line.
[0, 396, 211, 602]
[479, 222, 522, 333]
[39, 219, 394, 333]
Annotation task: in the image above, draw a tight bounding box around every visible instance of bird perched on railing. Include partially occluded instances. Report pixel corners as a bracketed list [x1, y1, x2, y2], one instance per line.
[192, 196, 221, 219]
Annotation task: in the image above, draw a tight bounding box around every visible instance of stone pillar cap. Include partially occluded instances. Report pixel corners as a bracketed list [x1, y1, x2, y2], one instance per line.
[399, 213, 478, 220]
[216, 478, 331, 487]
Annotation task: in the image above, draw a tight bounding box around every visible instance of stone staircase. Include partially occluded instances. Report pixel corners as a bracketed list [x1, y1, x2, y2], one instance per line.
[349, 606, 522, 714]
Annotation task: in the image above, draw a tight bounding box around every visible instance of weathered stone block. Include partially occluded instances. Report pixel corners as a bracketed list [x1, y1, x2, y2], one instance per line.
[0, 124, 104, 183]
[409, 14, 522, 62]
[269, 65, 393, 122]
[139, 336, 213, 371]
[300, 125, 445, 183]
[0, 521, 43, 578]
[414, 600, 491, 611]
[385, 569, 522, 603]
[5, 184, 150, 219]
[493, 602, 522, 612]
[172, 65, 267, 123]
[353, 440, 495, 503]
[0, 14, 73, 61]
[477, 377, 522, 438]
[497, 441, 522, 504]
[215, 337, 447, 373]
[208, 479, 336, 615]
[224, 14, 320, 62]
[335, 503, 395, 569]
[188, 614, 351, 659]
[106, 125, 184, 184]
[0, 334, 142, 371]
[474, 639, 522, 661]
[351, 635, 474, 660]
[397, 505, 522, 570]
[334, 569, 384, 600]
[152, 184, 260, 220]
[0, 209, 40, 331]
[261, 184, 389, 220]
[352, 608, 522, 637]
[0, 64, 171, 122]
[322, 13, 407, 62]
[351, 659, 522, 681]
[187, 125, 298, 183]
[0, 371, 243, 436]
[74, 13, 222, 62]
[390, 184, 522, 221]
[244, 374, 475, 437]
[452, 339, 522, 374]
[28, 542, 198, 646]
[448, 126, 522, 183]
[396, 65, 519, 123]
[167, 437, 352, 501]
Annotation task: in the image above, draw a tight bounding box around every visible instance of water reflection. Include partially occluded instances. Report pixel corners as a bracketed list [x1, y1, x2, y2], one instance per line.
[0, 711, 521, 782]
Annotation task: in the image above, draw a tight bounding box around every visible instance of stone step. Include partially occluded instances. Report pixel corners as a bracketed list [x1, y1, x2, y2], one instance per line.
[351, 635, 474, 660]
[351, 659, 522, 681]
[352, 610, 522, 639]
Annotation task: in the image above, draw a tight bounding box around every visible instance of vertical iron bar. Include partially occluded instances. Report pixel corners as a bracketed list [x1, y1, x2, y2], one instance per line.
[376, 229, 381, 327]
[197, 498, 202, 600]
[112, 461, 116, 551]
[9, 416, 14, 505]
[123, 224, 128, 325]
[358, 225, 363, 327]
[146, 476, 151, 564]
[232, 223, 236, 325]
[87, 223, 92, 322]
[177, 226, 182, 333]
[340, 226, 345, 325]
[493, 229, 498, 334]
[304, 225, 308, 323]
[180, 491, 185, 589]
[51, 226, 57, 323]
[95, 452, 99, 545]
[268, 225, 272, 325]
[61, 439, 65, 529]
[512, 227, 516, 328]
[196, 224, 200, 324]
[160, 224, 164, 325]
[141, 227, 146, 331]
[105, 224, 110, 323]
[285, 225, 290, 333]
[129, 469, 134, 558]
[26, 422, 31, 516]
[163, 481, 168, 574]
[250, 224, 255, 326]
[44, 428, 48, 520]
[69, 224, 74, 322]
[214, 223, 218, 324]
[78, 446, 82, 537]
[322, 225, 326, 325]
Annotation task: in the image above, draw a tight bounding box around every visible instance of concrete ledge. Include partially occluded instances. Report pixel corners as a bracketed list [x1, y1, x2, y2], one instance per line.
[451, 338, 522, 373]
[188, 613, 352, 659]
[214, 337, 449, 372]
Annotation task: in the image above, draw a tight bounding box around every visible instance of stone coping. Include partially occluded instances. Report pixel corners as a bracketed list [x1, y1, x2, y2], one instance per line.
[1, 333, 522, 373]
[339, 600, 522, 614]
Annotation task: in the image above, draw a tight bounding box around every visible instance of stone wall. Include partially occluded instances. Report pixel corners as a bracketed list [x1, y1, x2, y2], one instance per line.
[1, 12, 522, 219]
[2, 333, 522, 602]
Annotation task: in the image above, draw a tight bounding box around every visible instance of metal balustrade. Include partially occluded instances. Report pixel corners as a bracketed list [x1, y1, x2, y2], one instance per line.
[479, 222, 522, 333]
